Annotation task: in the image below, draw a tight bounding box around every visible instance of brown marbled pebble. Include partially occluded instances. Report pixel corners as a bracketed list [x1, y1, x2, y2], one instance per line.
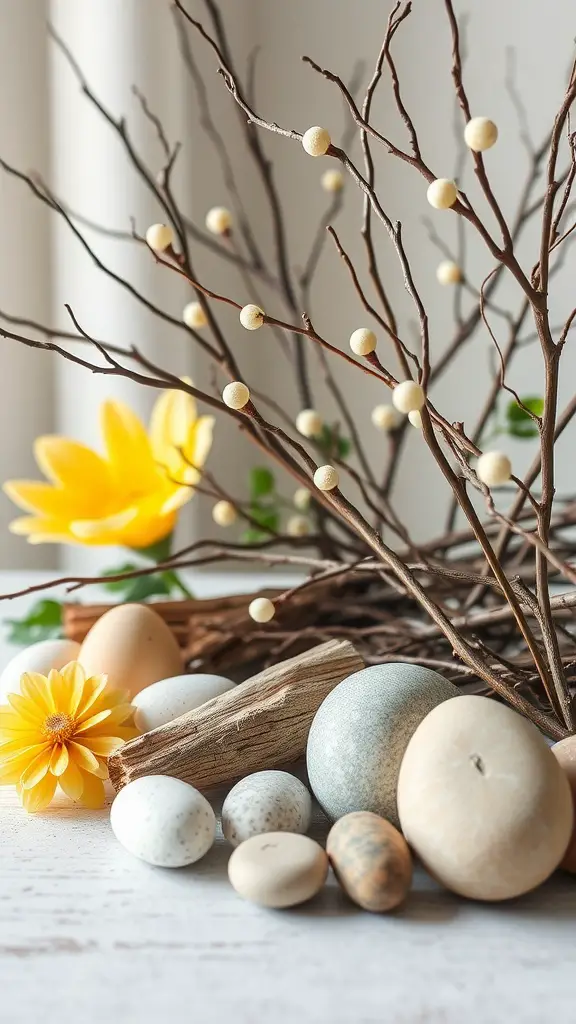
[327, 811, 412, 912]
[551, 736, 576, 872]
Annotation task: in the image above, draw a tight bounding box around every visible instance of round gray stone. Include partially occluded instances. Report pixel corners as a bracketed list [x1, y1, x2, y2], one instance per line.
[306, 663, 459, 827]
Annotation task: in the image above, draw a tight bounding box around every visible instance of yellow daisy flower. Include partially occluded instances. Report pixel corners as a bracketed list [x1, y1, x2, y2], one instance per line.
[0, 662, 138, 812]
[3, 387, 214, 549]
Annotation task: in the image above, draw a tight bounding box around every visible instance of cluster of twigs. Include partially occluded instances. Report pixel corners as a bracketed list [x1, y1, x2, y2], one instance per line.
[2, 0, 576, 740]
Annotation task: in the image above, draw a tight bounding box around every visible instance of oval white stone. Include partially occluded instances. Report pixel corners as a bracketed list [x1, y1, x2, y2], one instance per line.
[228, 832, 328, 908]
[397, 695, 574, 900]
[131, 673, 235, 733]
[110, 775, 216, 868]
[222, 770, 312, 847]
[0, 638, 81, 702]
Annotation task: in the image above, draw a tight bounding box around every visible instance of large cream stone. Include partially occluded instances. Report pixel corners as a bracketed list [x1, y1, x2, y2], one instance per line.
[551, 735, 576, 872]
[397, 695, 573, 901]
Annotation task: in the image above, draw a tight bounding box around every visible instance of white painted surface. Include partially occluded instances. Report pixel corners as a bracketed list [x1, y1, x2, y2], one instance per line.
[0, 571, 575, 1023]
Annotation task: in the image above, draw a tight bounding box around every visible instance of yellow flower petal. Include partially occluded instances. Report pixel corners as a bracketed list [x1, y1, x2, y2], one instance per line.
[6, 693, 44, 726]
[58, 662, 86, 716]
[20, 746, 53, 790]
[0, 745, 48, 782]
[150, 388, 198, 464]
[100, 400, 158, 492]
[8, 516, 77, 544]
[182, 415, 215, 474]
[49, 743, 69, 777]
[68, 741, 100, 774]
[21, 772, 57, 813]
[77, 770, 106, 809]
[34, 436, 113, 496]
[75, 675, 109, 719]
[160, 487, 194, 516]
[20, 673, 55, 715]
[91, 758, 110, 780]
[87, 724, 139, 742]
[74, 709, 112, 734]
[47, 667, 70, 711]
[81, 735, 125, 757]
[70, 507, 139, 543]
[58, 759, 84, 801]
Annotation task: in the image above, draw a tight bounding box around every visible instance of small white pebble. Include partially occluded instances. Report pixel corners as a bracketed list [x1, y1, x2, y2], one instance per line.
[349, 328, 377, 356]
[464, 117, 498, 153]
[146, 223, 173, 251]
[212, 500, 237, 527]
[183, 301, 208, 329]
[287, 515, 310, 538]
[249, 597, 276, 623]
[302, 126, 331, 157]
[321, 169, 344, 193]
[436, 260, 462, 286]
[222, 381, 250, 410]
[408, 410, 423, 428]
[206, 206, 232, 235]
[239, 303, 265, 331]
[477, 451, 512, 487]
[427, 179, 458, 210]
[293, 487, 311, 511]
[392, 381, 426, 414]
[314, 465, 339, 492]
[296, 409, 323, 438]
[371, 404, 399, 432]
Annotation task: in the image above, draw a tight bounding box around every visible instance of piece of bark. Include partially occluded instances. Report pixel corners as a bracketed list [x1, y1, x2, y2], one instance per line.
[108, 638, 363, 793]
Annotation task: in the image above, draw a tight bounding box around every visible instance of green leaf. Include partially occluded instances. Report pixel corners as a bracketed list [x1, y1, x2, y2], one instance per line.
[505, 396, 543, 439]
[250, 466, 275, 499]
[249, 504, 279, 532]
[317, 425, 352, 460]
[241, 527, 270, 545]
[121, 574, 173, 602]
[102, 563, 141, 592]
[337, 436, 352, 459]
[5, 599, 63, 645]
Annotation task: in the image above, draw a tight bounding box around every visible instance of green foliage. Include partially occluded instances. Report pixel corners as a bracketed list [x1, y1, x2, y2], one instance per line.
[505, 396, 543, 439]
[250, 466, 275, 499]
[242, 465, 281, 545]
[102, 563, 190, 602]
[318, 425, 352, 460]
[5, 599, 63, 645]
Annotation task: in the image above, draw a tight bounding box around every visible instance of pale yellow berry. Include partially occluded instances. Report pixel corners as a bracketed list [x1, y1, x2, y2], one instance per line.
[321, 169, 344, 193]
[293, 487, 311, 511]
[183, 301, 208, 329]
[349, 328, 377, 356]
[296, 408, 323, 438]
[212, 500, 237, 527]
[436, 260, 462, 286]
[145, 223, 173, 251]
[314, 465, 339, 491]
[464, 117, 498, 153]
[408, 410, 423, 428]
[222, 381, 250, 410]
[249, 597, 276, 623]
[371, 404, 399, 432]
[476, 451, 512, 488]
[239, 303, 265, 331]
[302, 126, 331, 157]
[287, 514, 310, 538]
[206, 206, 232, 235]
[392, 380, 426, 414]
[427, 179, 458, 210]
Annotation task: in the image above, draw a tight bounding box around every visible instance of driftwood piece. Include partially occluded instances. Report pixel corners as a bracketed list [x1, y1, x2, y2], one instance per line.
[108, 638, 363, 792]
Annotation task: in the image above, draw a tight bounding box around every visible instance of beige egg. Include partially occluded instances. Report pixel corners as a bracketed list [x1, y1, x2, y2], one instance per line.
[327, 811, 412, 912]
[551, 736, 576, 872]
[397, 695, 573, 901]
[78, 603, 182, 698]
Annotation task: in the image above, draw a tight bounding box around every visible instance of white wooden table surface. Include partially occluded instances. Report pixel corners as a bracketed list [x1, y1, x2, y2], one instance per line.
[0, 571, 575, 1024]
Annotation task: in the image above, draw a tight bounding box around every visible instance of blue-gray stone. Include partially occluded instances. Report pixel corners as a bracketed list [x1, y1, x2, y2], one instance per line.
[306, 663, 459, 827]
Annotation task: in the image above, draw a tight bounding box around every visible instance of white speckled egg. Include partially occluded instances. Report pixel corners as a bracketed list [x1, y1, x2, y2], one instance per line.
[110, 775, 216, 867]
[132, 673, 235, 732]
[222, 770, 312, 847]
[0, 638, 81, 702]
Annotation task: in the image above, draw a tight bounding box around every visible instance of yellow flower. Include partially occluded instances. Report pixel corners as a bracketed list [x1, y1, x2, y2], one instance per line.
[0, 662, 137, 812]
[3, 387, 214, 549]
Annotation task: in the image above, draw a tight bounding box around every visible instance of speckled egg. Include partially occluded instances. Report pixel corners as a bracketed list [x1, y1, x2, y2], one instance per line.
[306, 663, 458, 826]
[222, 770, 312, 847]
[110, 775, 216, 867]
[327, 811, 412, 912]
[0, 638, 81, 702]
[132, 672, 235, 733]
[228, 832, 328, 908]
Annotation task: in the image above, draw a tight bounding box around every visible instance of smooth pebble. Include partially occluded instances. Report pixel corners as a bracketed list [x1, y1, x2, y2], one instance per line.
[79, 604, 182, 697]
[110, 775, 216, 867]
[551, 735, 576, 872]
[0, 638, 81, 702]
[306, 663, 458, 826]
[132, 672, 235, 732]
[228, 832, 328, 908]
[327, 811, 412, 912]
[398, 695, 573, 900]
[222, 770, 312, 847]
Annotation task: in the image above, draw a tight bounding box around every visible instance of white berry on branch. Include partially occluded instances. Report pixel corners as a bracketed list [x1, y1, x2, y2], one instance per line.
[183, 301, 208, 329]
[302, 126, 331, 157]
[427, 179, 458, 210]
[349, 328, 377, 356]
[293, 487, 311, 511]
[321, 169, 344, 192]
[212, 500, 237, 527]
[206, 206, 232, 235]
[239, 304, 265, 331]
[408, 410, 423, 428]
[314, 465, 339, 491]
[287, 514, 311, 537]
[464, 117, 498, 153]
[222, 381, 250, 410]
[296, 409, 323, 438]
[477, 451, 512, 487]
[392, 381, 426, 414]
[436, 260, 462, 285]
[371, 404, 399, 431]
[249, 597, 276, 623]
[145, 223, 173, 252]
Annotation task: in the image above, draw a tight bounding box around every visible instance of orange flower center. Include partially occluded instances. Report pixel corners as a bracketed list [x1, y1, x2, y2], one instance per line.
[42, 712, 75, 743]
